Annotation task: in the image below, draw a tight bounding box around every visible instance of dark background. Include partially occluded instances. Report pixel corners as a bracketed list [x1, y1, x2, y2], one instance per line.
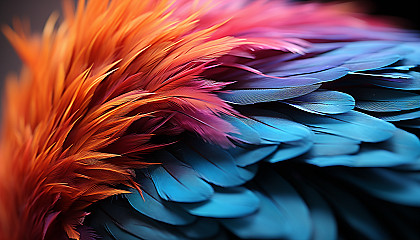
[0, 0, 419, 96]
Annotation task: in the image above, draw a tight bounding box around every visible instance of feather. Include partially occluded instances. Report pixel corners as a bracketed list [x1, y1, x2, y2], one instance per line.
[373, 108, 420, 122]
[290, 184, 338, 240]
[218, 84, 321, 104]
[265, 139, 313, 163]
[285, 90, 355, 114]
[227, 144, 278, 167]
[343, 46, 410, 71]
[222, 115, 262, 144]
[240, 112, 312, 143]
[228, 67, 348, 91]
[289, 110, 396, 142]
[402, 42, 420, 65]
[308, 132, 361, 157]
[306, 129, 420, 167]
[149, 151, 214, 203]
[174, 139, 249, 187]
[350, 88, 420, 112]
[266, 55, 351, 77]
[177, 219, 221, 239]
[222, 170, 312, 240]
[125, 178, 196, 226]
[313, 178, 391, 240]
[100, 202, 187, 240]
[180, 187, 259, 218]
[360, 70, 420, 90]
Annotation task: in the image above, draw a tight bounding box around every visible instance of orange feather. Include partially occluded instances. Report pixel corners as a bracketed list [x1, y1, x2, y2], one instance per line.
[0, 0, 244, 239]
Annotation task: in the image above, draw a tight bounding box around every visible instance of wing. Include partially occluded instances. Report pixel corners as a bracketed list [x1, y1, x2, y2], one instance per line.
[83, 1, 420, 240]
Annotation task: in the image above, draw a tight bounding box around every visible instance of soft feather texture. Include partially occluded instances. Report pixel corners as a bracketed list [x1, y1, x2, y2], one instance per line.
[1, 0, 420, 240]
[0, 0, 245, 238]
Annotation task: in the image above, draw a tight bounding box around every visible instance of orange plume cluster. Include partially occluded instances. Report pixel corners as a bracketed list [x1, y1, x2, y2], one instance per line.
[0, 0, 245, 239]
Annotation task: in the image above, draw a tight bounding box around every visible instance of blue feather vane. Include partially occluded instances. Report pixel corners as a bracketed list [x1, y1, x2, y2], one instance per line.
[88, 36, 420, 240]
[87, 23, 420, 240]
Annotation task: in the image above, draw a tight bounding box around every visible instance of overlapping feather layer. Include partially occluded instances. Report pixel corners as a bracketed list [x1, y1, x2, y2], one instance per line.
[0, 0, 420, 240]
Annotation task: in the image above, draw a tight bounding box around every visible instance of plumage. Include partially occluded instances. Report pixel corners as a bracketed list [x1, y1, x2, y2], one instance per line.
[351, 87, 420, 112]
[284, 90, 355, 114]
[149, 151, 214, 203]
[222, 170, 312, 240]
[125, 178, 196, 226]
[1, 0, 420, 239]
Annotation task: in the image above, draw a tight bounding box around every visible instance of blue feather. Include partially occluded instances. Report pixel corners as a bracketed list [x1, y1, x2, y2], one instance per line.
[285, 90, 355, 114]
[243, 114, 312, 143]
[222, 170, 312, 240]
[307, 132, 360, 157]
[237, 164, 259, 182]
[290, 66, 349, 82]
[289, 110, 396, 142]
[323, 41, 398, 57]
[105, 222, 143, 240]
[400, 42, 420, 65]
[150, 151, 214, 203]
[306, 129, 420, 167]
[177, 219, 220, 239]
[342, 44, 411, 71]
[307, 151, 408, 167]
[175, 140, 249, 187]
[125, 178, 196, 225]
[101, 202, 187, 240]
[222, 115, 261, 144]
[218, 84, 321, 104]
[373, 108, 420, 122]
[227, 144, 278, 167]
[365, 70, 420, 90]
[86, 209, 120, 240]
[351, 88, 420, 112]
[266, 54, 351, 76]
[283, 27, 418, 42]
[290, 181, 337, 240]
[180, 187, 259, 218]
[265, 139, 313, 163]
[91, 201, 227, 240]
[232, 76, 321, 89]
[315, 179, 391, 240]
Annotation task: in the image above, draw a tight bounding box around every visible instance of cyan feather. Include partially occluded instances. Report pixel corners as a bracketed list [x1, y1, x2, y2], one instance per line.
[351, 88, 420, 112]
[125, 178, 196, 225]
[289, 110, 396, 142]
[313, 178, 390, 240]
[285, 90, 355, 114]
[175, 140, 249, 187]
[306, 128, 420, 167]
[227, 144, 278, 166]
[149, 151, 214, 203]
[218, 84, 321, 104]
[264, 139, 313, 163]
[222, 170, 312, 240]
[307, 132, 360, 157]
[180, 187, 259, 218]
[290, 180, 337, 240]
